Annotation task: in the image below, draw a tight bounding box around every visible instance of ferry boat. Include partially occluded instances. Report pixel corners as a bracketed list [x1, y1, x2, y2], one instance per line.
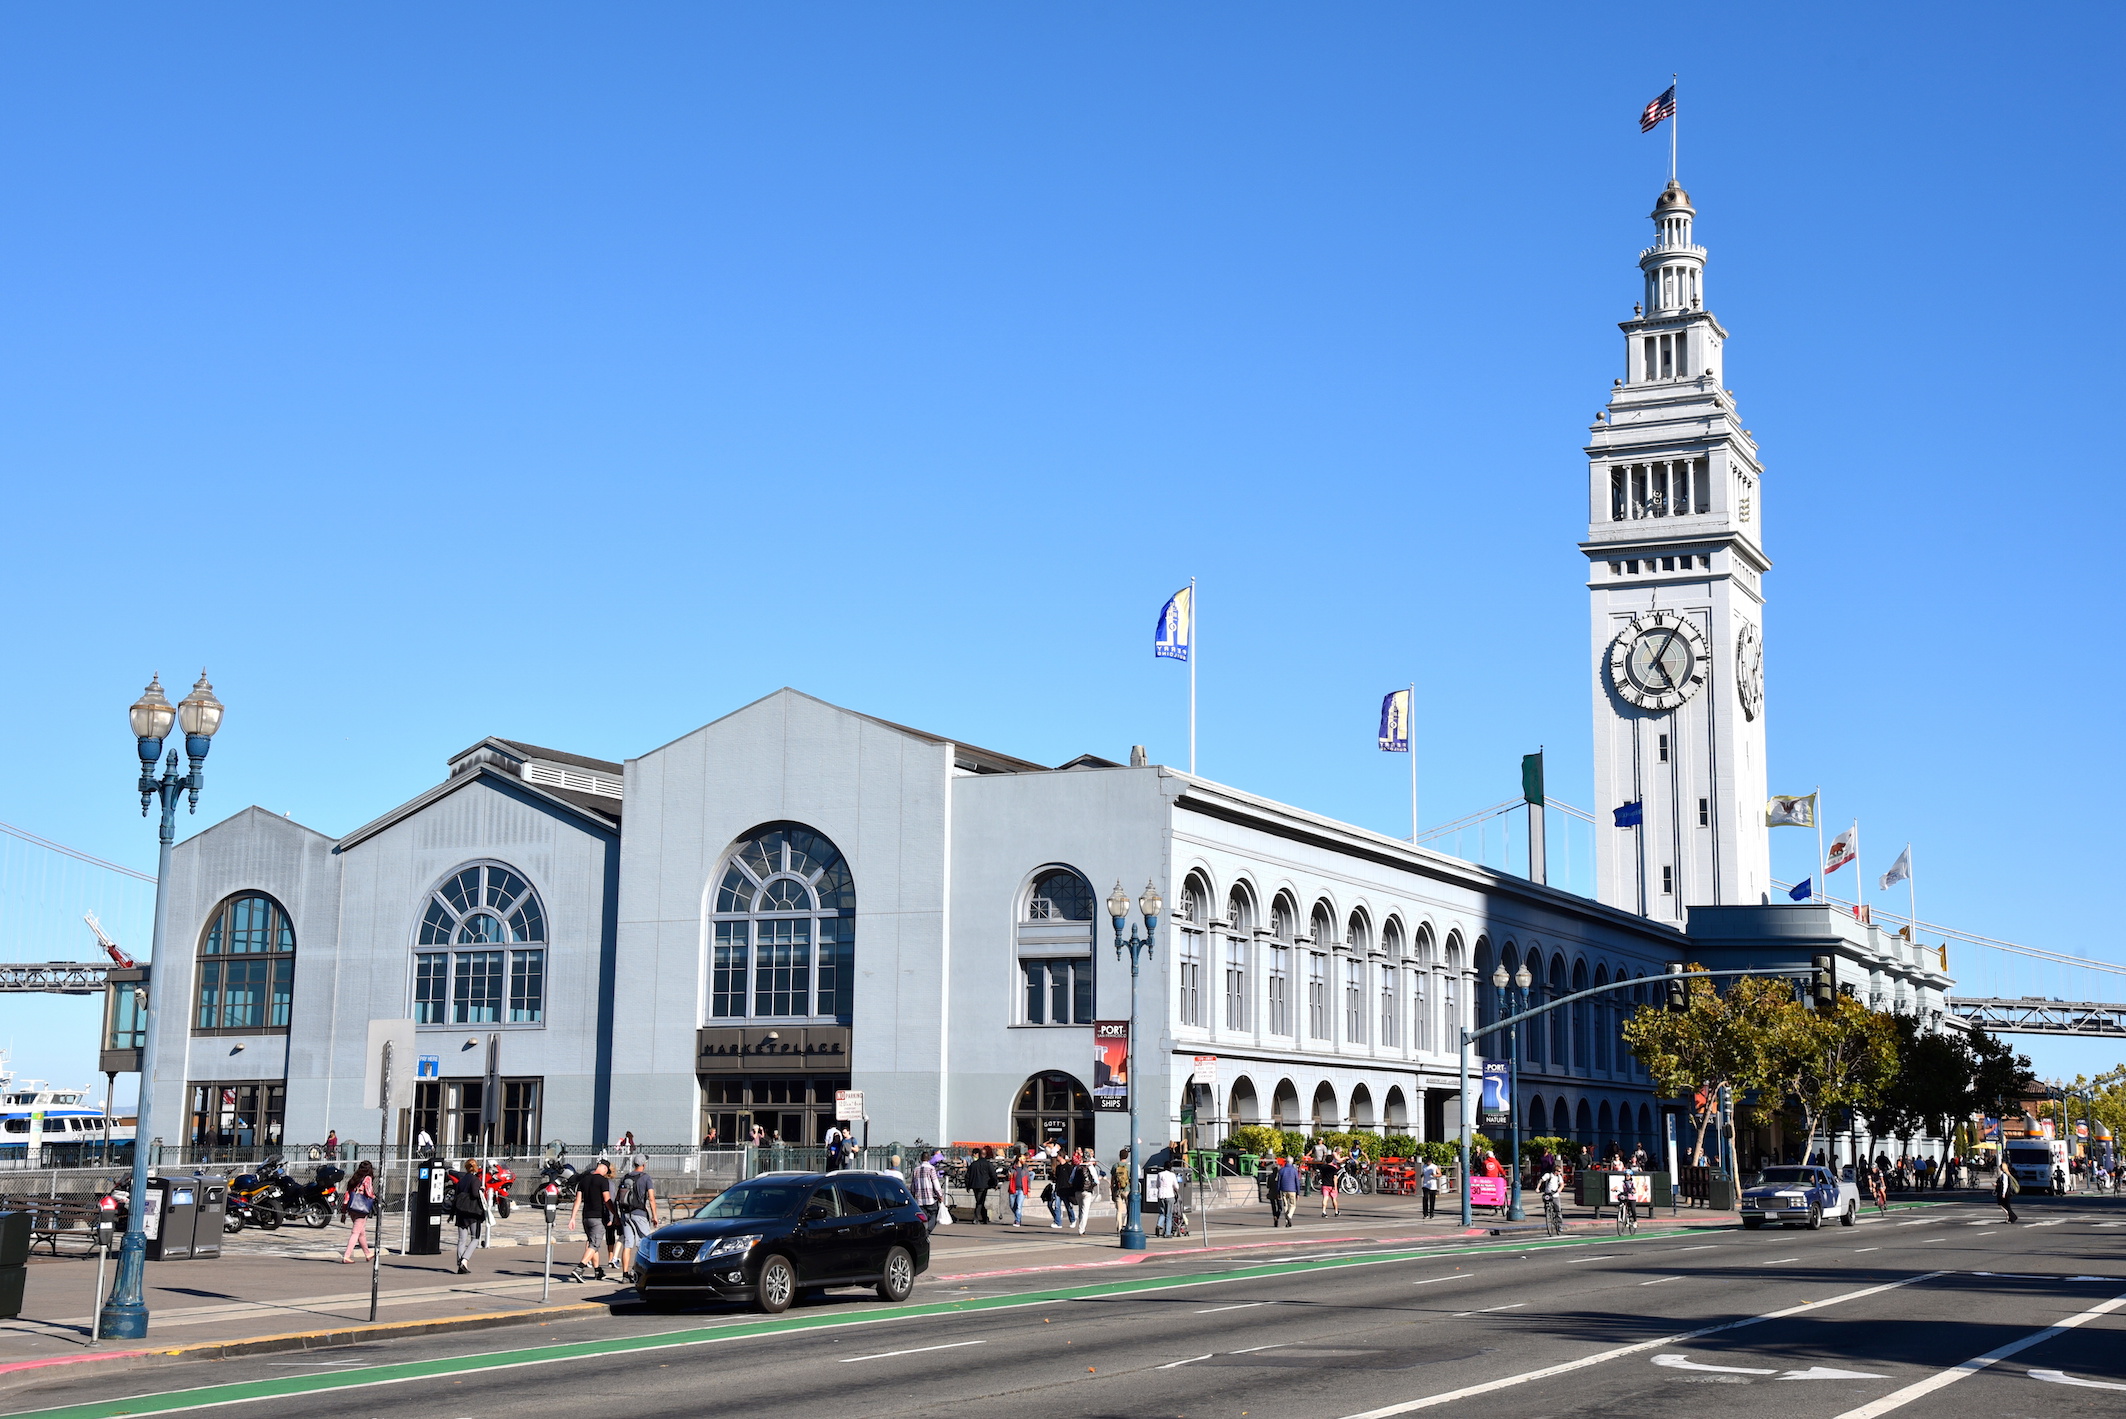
[0, 1058, 131, 1159]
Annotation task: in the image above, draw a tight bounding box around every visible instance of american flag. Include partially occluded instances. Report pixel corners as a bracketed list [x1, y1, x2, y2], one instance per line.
[1640, 85, 1676, 133]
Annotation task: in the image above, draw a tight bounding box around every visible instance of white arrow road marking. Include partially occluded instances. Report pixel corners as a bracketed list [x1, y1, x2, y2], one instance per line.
[1654, 1354, 1776, 1375]
[1828, 1288, 2126, 1417]
[1331, 1271, 1946, 1418]
[1781, 1366, 1890, 1380]
[840, 1340, 986, 1363]
[2029, 1369, 2126, 1391]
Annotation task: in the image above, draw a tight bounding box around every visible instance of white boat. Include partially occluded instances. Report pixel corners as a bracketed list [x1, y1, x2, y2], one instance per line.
[0, 1057, 132, 1155]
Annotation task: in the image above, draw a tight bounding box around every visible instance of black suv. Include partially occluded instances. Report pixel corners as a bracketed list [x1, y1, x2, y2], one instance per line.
[632, 1170, 930, 1313]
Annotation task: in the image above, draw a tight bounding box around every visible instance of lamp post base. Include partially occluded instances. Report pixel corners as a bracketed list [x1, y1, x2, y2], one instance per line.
[1120, 1224, 1146, 1250]
[1507, 1201, 1525, 1221]
[98, 1236, 150, 1340]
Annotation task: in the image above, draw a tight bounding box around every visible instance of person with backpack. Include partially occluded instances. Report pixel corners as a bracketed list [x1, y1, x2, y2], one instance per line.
[1059, 1149, 1092, 1233]
[966, 1147, 999, 1224]
[1994, 1158, 2020, 1222]
[1272, 1155, 1302, 1227]
[567, 1159, 615, 1283]
[447, 1157, 489, 1275]
[615, 1157, 658, 1272]
[1110, 1148, 1132, 1233]
[339, 1161, 377, 1263]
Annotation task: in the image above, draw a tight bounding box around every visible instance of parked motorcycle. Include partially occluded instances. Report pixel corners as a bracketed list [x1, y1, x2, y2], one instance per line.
[224, 1171, 281, 1232]
[482, 1161, 515, 1219]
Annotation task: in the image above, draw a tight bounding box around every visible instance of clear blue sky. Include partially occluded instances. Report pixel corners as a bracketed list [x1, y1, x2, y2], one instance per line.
[3, 6, 2121, 1096]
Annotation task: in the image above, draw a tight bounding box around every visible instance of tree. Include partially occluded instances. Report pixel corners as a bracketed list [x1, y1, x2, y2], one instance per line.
[1967, 1030, 2036, 1119]
[1761, 994, 1899, 1159]
[1622, 966, 1790, 1166]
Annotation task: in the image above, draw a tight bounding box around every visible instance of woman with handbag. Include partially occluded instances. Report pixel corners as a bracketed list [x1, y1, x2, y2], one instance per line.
[339, 1161, 378, 1263]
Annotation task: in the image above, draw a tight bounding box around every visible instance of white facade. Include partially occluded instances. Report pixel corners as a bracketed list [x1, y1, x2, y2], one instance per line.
[1584, 180, 1771, 920]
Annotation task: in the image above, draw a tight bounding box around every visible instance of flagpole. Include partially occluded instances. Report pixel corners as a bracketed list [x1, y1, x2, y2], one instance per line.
[1408, 681, 1418, 843]
[1907, 845, 1917, 938]
[1813, 786, 1823, 904]
[1188, 575, 1197, 776]
[1670, 72, 1678, 182]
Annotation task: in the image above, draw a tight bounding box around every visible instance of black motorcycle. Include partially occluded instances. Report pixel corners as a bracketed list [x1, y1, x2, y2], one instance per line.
[229, 1158, 332, 1230]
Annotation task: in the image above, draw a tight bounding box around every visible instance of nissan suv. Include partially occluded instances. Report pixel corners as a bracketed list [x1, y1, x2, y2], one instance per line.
[632, 1170, 929, 1313]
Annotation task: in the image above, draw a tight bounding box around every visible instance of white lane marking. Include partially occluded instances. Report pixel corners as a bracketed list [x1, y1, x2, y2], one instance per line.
[1639, 1276, 1679, 1286]
[1854, 1248, 1882, 1253]
[1451, 1302, 1527, 1317]
[1971, 1230, 1997, 1235]
[2026, 1219, 2064, 1226]
[1912, 1237, 1947, 1243]
[1761, 1257, 1801, 1265]
[1564, 1255, 1618, 1263]
[1332, 1271, 1946, 1418]
[1827, 1289, 2126, 1417]
[1158, 1353, 1215, 1369]
[840, 1340, 986, 1363]
[1782, 1366, 1890, 1381]
[1895, 1220, 1931, 1226]
[1662, 1245, 1718, 1253]
[1231, 1343, 1290, 1354]
[1654, 1354, 1776, 1375]
[2030, 1369, 2126, 1391]
[1196, 1301, 1272, 1313]
[1413, 1275, 1474, 1286]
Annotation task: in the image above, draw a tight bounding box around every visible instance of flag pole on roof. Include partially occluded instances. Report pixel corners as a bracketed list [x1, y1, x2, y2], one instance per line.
[1153, 580, 1196, 774]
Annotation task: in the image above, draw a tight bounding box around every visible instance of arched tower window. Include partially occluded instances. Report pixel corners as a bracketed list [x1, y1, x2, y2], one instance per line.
[1017, 866, 1093, 1026]
[417, 864, 549, 1025]
[709, 825, 856, 1022]
[194, 893, 296, 1034]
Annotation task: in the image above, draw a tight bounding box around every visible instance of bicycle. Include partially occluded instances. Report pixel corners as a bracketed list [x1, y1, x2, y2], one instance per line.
[1542, 1191, 1565, 1237]
[1615, 1195, 1638, 1236]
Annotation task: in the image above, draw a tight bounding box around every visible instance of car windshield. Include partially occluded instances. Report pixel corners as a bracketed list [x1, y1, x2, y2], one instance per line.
[1753, 1167, 1817, 1186]
[694, 1182, 810, 1220]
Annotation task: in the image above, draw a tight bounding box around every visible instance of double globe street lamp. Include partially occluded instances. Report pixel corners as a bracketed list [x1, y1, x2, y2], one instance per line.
[1491, 961, 1533, 1222]
[101, 672, 224, 1341]
[1106, 878, 1161, 1252]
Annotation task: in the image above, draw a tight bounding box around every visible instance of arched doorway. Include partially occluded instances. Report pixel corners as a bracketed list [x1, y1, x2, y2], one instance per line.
[1350, 1084, 1376, 1132]
[1312, 1081, 1339, 1129]
[1528, 1095, 1548, 1134]
[1013, 1072, 1094, 1152]
[1383, 1086, 1409, 1131]
[1272, 1079, 1299, 1126]
[1598, 1100, 1615, 1153]
[1229, 1077, 1260, 1125]
[1575, 1099, 1593, 1148]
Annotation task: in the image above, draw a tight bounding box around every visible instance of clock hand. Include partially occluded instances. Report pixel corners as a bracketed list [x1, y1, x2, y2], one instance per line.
[1646, 630, 1680, 689]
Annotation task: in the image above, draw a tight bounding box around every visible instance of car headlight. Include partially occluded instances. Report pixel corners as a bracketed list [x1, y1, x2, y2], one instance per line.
[704, 1233, 761, 1259]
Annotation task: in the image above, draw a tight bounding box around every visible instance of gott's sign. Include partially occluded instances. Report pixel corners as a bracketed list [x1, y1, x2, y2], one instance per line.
[695, 1026, 851, 1073]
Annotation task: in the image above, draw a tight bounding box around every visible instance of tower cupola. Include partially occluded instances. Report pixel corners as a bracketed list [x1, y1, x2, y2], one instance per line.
[1640, 179, 1705, 317]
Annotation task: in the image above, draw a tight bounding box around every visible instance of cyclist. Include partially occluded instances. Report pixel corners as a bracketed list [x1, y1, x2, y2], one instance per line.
[1538, 1165, 1565, 1236]
[1615, 1161, 1641, 1236]
[1870, 1163, 1888, 1216]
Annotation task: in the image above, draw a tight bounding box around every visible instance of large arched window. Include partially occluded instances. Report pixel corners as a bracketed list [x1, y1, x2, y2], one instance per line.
[710, 825, 855, 1022]
[417, 864, 548, 1025]
[1013, 1071, 1094, 1150]
[194, 894, 296, 1034]
[1017, 866, 1093, 1026]
[1175, 874, 1207, 1028]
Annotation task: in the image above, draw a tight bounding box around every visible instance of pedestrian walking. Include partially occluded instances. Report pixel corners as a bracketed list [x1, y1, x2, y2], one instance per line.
[567, 1159, 615, 1283]
[615, 1157, 658, 1275]
[1273, 1155, 1301, 1226]
[967, 1147, 999, 1224]
[1420, 1158, 1441, 1219]
[447, 1157, 488, 1275]
[324, 1129, 340, 1160]
[701, 1125, 718, 1148]
[1006, 1152, 1031, 1227]
[1064, 1149, 1092, 1233]
[1317, 1148, 1341, 1217]
[1994, 1160, 2019, 1223]
[914, 1152, 944, 1233]
[339, 1161, 377, 1263]
[1111, 1149, 1132, 1233]
[416, 1127, 434, 1154]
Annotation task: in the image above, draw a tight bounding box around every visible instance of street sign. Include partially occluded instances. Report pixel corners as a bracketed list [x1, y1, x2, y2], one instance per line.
[362, 1019, 417, 1110]
[835, 1089, 865, 1122]
[416, 1055, 439, 1079]
[1192, 1055, 1218, 1090]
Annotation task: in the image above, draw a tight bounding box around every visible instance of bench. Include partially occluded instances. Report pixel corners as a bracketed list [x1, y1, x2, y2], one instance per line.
[0, 1195, 111, 1257]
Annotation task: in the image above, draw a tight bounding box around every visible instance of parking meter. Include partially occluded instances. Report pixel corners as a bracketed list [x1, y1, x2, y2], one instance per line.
[540, 1180, 560, 1221]
[538, 1180, 561, 1304]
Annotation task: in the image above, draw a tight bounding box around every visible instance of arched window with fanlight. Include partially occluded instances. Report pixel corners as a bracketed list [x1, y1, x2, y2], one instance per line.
[708, 825, 856, 1022]
[416, 864, 549, 1026]
[194, 893, 296, 1035]
[1016, 866, 1094, 1026]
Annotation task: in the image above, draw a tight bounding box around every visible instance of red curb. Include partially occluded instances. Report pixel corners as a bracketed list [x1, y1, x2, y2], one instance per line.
[0, 1349, 149, 1376]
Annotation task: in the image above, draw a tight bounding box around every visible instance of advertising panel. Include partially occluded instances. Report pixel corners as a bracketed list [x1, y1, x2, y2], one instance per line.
[1093, 1021, 1130, 1112]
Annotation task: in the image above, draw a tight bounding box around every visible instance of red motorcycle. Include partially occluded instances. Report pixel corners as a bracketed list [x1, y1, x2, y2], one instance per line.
[482, 1161, 515, 1219]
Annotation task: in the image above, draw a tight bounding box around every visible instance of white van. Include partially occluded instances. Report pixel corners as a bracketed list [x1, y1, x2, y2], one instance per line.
[2003, 1139, 2067, 1194]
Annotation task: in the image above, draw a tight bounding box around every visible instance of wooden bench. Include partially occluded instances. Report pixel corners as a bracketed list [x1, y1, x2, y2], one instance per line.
[0, 1195, 111, 1257]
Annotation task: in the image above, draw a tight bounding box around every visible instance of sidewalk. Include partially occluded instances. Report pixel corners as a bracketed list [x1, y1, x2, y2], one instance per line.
[0, 1188, 1754, 1370]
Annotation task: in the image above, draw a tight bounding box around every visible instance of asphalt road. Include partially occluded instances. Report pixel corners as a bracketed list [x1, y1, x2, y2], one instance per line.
[11, 1193, 2124, 1419]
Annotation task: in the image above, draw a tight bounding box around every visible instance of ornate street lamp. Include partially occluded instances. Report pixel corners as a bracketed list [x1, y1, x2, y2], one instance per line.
[102, 672, 224, 1341]
[1109, 878, 1160, 1251]
[1492, 962, 1534, 1220]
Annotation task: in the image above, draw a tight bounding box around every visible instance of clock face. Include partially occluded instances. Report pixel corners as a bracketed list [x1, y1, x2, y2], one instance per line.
[1608, 611, 1708, 711]
[1736, 622, 1763, 721]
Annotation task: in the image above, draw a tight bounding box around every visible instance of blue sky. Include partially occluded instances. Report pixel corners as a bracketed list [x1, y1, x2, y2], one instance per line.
[3, 5, 2121, 1096]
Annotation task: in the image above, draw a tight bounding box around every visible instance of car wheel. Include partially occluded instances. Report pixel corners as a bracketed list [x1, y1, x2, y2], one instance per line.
[1806, 1204, 1823, 1231]
[754, 1254, 797, 1314]
[877, 1246, 916, 1302]
[1742, 1217, 1763, 1230]
[1840, 1201, 1857, 1227]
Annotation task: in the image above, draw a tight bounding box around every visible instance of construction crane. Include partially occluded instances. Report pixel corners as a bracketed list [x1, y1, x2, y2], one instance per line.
[83, 912, 135, 969]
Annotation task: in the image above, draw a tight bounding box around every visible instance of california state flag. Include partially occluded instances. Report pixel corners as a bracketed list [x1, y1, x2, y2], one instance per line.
[1825, 822, 1858, 875]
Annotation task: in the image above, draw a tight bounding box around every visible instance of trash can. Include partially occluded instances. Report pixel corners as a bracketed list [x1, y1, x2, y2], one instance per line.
[145, 1178, 200, 1261]
[190, 1179, 228, 1259]
[0, 1211, 29, 1318]
[407, 1157, 446, 1256]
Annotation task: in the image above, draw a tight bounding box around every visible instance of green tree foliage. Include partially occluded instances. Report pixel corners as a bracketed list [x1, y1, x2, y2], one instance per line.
[1622, 965, 1791, 1164]
[1761, 993, 1900, 1155]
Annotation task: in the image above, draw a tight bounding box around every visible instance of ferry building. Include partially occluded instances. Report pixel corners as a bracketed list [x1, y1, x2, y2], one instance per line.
[147, 182, 1954, 1161]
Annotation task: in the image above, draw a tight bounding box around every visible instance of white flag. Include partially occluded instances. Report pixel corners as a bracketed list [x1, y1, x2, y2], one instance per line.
[1825, 821, 1858, 875]
[1765, 793, 1817, 828]
[1879, 844, 1911, 892]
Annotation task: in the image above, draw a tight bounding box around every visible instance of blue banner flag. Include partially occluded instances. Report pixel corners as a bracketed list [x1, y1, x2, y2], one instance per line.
[1154, 585, 1192, 662]
[1613, 801, 1642, 828]
[1377, 689, 1410, 752]
[1788, 878, 1812, 902]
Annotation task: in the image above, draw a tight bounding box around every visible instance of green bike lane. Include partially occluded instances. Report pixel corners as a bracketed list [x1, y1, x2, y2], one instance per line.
[4, 1206, 2049, 1419]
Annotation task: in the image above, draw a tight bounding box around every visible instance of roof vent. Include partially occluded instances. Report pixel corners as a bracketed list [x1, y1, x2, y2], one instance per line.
[1129, 745, 1148, 767]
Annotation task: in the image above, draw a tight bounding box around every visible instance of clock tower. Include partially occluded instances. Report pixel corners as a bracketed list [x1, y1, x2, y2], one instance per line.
[1582, 180, 1770, 920]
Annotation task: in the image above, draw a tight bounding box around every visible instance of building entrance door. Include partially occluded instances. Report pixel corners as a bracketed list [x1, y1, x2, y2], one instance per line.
[700, 1076, 851, 1147]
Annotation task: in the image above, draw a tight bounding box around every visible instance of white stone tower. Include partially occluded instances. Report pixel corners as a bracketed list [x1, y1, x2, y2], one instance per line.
[1582, 180, 1770, 921]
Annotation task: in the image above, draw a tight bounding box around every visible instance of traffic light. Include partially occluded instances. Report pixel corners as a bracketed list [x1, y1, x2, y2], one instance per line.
[1664, 964, 1687, 1013]
[1811, 954, 1836, 1013]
